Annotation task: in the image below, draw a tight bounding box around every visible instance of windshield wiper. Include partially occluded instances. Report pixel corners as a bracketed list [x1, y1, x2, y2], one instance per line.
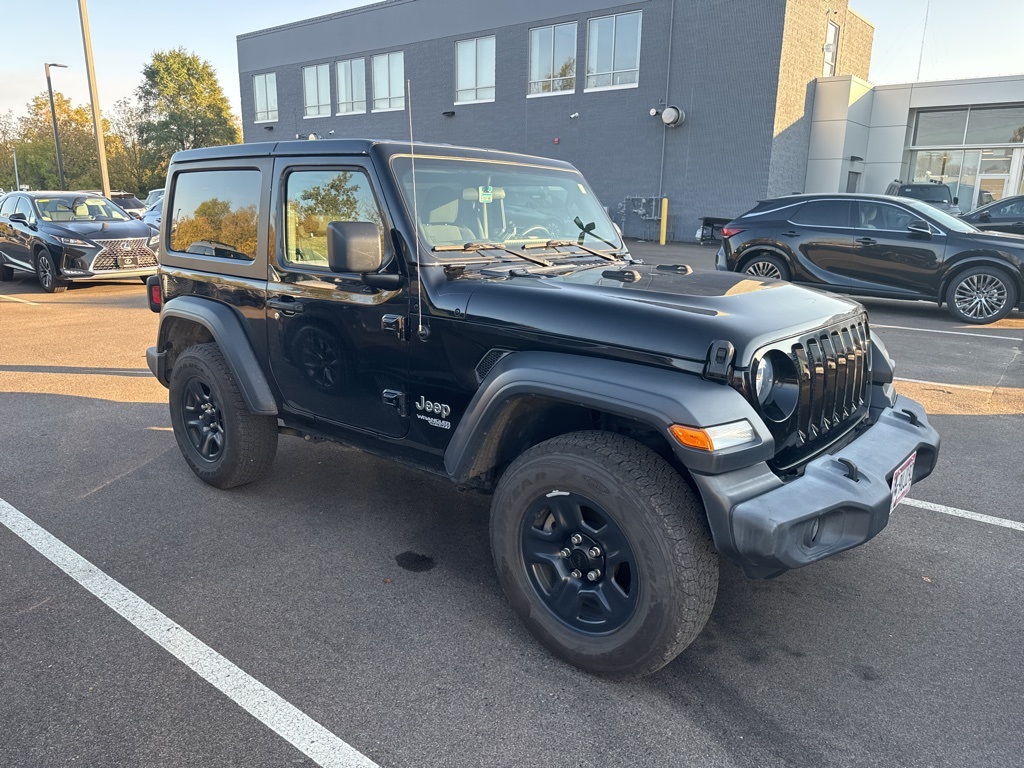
[432, 242, 552, 267]
[521, 239, 618, 262]
[573, 216, 621, 250]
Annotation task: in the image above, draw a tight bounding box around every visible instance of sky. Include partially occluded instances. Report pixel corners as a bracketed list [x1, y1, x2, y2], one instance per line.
[0, 0, 1021, 123]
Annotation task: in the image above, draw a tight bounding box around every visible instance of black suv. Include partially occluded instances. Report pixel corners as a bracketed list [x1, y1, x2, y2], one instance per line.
[146, 140, 940, 677]
[961, 194, 1024, 236]
[718, 193, 1024, 324]
[884, 180, 961, 215]
[0, 191, 159, 292]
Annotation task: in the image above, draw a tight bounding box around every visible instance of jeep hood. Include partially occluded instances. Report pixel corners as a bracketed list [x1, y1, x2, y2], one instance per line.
[460, 264, 865, 366]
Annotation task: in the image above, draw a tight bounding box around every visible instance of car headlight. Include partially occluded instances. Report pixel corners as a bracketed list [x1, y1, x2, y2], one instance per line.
[56, 236, 92, 247]
[754, 356, 774, 404]
[148, 233, 160, 247]
[670, 420, 758, 451]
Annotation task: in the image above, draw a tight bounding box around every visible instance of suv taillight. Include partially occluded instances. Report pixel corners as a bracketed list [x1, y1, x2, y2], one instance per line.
[720, 225, 745, 239]
[146, 275, 161, 313]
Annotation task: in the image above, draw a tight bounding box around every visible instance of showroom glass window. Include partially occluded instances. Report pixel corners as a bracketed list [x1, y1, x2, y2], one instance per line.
[284, 170, 384, 269]
[372, 51, 405, 111]
[456, 36, 496, 103]
[253, 73, 278, 122]
[823, 22, 839, 77]
[336, 58, 366, 114]
[964, 106, 1024, 144]
[168, 170, 261, 260]
[586, 11, 642, 89]
[303, 64, 331, 117]
[529, 22, 576, 95]
[913, 110, 969, 145]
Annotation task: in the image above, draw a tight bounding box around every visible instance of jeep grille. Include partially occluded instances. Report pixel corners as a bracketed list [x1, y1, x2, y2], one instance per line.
[90, 238, 158, 271]
[764, 315, 871, 472]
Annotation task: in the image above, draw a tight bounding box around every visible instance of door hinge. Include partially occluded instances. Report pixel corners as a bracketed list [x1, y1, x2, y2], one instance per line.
[381, 314, 407, 340]
[704, 340, 735, 381]
[382, 389, 407, 416]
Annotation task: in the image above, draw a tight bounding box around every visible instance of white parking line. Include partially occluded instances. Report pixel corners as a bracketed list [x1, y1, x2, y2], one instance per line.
[0, 498, 379, 768]
[0, 295, 40, 305]
[903, 498, 1024, 532]
[873, 324, 1022, 342]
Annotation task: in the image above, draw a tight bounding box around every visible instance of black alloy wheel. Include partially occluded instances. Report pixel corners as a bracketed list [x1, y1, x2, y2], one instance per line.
[946, 266, 1017, 324]
[168, 343, 278, 489]
[742, 253, 790, 281]
[490, 431, 718, 678]
[519, 491, 639, 634]
[34, 250, 67, 293]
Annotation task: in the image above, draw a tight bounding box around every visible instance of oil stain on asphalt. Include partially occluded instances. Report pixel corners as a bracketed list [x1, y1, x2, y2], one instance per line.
[395, 551, 435, 572]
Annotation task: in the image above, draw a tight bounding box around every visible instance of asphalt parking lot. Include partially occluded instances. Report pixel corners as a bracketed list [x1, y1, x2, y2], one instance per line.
[2, 243, 1022, 768]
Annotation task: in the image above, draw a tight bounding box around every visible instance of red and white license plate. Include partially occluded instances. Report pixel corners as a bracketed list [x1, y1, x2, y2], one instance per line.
[890, 451, 917, 513]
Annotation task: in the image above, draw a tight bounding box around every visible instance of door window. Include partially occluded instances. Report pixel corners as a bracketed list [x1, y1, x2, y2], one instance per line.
[14, 197, 34, 222]
[0, 196, 17, 217]
[988, 198, 1024, 218]
[791, 200, 851, 227]
[856, 202, 918, 231]
[284, 169, 384, 269]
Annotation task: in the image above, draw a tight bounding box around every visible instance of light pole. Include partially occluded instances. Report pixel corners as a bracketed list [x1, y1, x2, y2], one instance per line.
[77, 0, 110, 197]
[12, 147, 21, 190]
[45, 62, 68, 190]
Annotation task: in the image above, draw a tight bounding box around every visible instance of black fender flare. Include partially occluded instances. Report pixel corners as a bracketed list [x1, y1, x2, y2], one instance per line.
[937, 255, 1024, 306]
[443, 351, 773, 483]
[158, 296, 278, 415]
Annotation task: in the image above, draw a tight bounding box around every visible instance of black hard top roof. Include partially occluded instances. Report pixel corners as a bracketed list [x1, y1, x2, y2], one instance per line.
[170, 139, 576, 170]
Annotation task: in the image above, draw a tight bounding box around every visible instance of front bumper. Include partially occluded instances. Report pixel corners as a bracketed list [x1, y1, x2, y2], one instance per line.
[61, 266, 158, 281]
[692, 394, 940, 579]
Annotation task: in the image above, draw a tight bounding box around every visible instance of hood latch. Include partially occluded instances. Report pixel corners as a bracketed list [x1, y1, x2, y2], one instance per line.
[704, 340, 735, 381]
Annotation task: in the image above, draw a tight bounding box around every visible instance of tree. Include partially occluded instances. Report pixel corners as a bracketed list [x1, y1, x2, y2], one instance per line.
[107, 97, 160, 195]
[15, 93, 100, 191]
[137, 48, 239, 161]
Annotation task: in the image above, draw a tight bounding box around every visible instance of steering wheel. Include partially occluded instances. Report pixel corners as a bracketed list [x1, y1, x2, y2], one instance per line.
[520, 225, 552, 239]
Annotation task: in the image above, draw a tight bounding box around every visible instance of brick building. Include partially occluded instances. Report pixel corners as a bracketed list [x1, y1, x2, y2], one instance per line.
[236, 0, 873, 240]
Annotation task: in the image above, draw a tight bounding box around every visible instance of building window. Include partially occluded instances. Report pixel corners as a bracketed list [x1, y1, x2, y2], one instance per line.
[823, 21, 840, 77]
[585, 11, 641, 90]
[456, 36, 496, 103]
[303, 64, 331, 117]
[529, 22, 576, 95]
[372, 51, 405, 111]
[336, 58, 366, 114]
[253, 73, 278, 122]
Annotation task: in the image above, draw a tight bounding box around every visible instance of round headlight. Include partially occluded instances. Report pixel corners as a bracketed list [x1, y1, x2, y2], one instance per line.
[754, 356, 774, 404]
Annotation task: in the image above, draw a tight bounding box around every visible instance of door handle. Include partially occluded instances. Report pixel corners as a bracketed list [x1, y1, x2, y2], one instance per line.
[780, 230, 799, 237]
[855, 237, 876, 245]
[267, 297, 305, 314]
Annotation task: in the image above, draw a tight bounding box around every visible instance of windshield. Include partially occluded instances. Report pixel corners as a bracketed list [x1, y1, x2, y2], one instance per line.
[36, 196, 130, 222]
[390, 155, 622, 256]
[901, 185, 951, 204]
[114, 195, 144, 209]
[901, 198, 977, 233]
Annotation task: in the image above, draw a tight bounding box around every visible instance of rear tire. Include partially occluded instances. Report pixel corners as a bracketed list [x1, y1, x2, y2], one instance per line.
[490, 431, 718, 678]
[742, 253, 790, 281]
[34, 250, 67, 293]
[945, 266, 1017, 324]
[168, 343, 278, 489]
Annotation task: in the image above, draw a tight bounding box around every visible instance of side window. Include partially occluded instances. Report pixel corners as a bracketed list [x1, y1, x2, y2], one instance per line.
[168, 169, 261, 260]
[858, 202, 917, 231]
[791, 200, 851, 227]
[0, 196, 17, 217]
[15, 197, 34, 222]
[284, 169, 384, 269]
[991, 199, 1024, 218]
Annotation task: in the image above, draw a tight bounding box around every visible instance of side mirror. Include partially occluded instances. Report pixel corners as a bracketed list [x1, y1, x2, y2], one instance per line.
[979, 211, 992, 222]
[907, 220, 931, 237]
[8, 212, 27, 224]
[952, 196, 959, 205]
[327, 221, 383, 274]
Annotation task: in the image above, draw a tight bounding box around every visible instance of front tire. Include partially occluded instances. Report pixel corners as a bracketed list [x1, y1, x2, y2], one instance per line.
[490, 431, 718, 678]
[945, 266, 1017, 324]
[742, 253, 790, 281]
[35, 250, 67, 293]
[168, 343, 278, 489]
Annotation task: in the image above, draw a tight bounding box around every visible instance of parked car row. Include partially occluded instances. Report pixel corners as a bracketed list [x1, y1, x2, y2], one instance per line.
[718, 192, 1024, 324]
[0, 190, 159, 292]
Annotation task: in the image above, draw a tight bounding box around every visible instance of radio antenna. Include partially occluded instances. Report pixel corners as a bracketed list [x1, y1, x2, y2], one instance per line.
[406, 78, 426, 339]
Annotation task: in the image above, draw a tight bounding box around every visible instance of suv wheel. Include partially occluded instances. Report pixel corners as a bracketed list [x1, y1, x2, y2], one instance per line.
[742, 253, 790, 281]
[168, 343, 278, 489]
[490, 431, 718, 677]
[945, 266, 1017, 324]
[34, 250, 67, 293]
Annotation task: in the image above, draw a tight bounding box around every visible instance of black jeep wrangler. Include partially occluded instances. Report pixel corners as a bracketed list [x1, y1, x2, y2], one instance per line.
[146, 140, 940, 677]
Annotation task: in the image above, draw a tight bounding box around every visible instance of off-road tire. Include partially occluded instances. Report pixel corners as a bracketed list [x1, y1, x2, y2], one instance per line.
[490, 430, 718, 678]
[742, 253, 790, 281]
[35, 249, 67, 293]
[168, 342, 278, 489]
[945, 266, 1017, 324]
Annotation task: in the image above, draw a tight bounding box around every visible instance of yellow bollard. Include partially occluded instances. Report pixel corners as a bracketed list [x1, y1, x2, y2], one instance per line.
[659, 197, 669, 245]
